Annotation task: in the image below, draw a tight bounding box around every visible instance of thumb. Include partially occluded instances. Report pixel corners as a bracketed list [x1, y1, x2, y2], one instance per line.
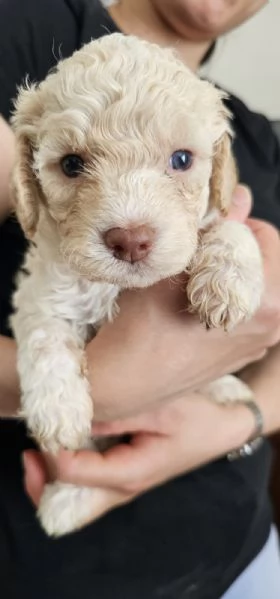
[225, 184, 252, 223]
[22, 450, 48, 506]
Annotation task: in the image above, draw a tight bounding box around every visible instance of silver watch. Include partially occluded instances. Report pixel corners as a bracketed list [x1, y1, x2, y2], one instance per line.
[227, 399, 264, 461]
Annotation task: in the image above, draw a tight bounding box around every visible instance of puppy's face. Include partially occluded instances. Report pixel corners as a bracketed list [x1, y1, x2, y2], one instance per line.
[12, 34, 235, 288]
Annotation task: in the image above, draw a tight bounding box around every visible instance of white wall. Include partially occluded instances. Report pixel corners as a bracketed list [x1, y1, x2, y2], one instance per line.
[203, 0, 280, 120]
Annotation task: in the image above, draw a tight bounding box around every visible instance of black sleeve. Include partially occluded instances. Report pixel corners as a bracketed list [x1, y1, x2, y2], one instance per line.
[0, 0, 79, 121]
[227, 93, 280, 227]
[0, 0, 80, 336]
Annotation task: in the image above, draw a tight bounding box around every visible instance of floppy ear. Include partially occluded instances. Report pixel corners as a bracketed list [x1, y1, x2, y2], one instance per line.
[10, 84, 44, 239]
[209, 131, 238, 216]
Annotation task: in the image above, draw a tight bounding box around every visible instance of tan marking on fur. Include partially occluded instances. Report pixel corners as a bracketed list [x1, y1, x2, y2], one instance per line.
[209, 133, 238, 215]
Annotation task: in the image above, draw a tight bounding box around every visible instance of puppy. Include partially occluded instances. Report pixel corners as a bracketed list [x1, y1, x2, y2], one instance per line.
[10, 33, 263, 537]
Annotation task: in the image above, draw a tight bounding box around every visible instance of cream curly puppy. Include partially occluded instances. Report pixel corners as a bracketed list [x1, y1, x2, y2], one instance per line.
[10, 33, 263, 537]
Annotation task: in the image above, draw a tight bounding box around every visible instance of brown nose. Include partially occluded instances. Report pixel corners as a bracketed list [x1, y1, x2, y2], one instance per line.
[103, 225, 154, 263]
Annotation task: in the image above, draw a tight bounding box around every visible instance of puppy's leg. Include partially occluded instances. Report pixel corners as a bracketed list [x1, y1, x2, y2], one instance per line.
[201, 374, 253, 405]
[38, 439, 118, 537]
[12, 267, 120, 536]
[14, 321, 93, 453]
[14, 319, 99, 536]
[186, 221, 263, 330]
[38, 483, 99, 537]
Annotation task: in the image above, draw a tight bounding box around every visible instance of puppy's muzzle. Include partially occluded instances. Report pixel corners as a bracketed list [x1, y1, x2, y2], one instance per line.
[103, 225, 155, 263]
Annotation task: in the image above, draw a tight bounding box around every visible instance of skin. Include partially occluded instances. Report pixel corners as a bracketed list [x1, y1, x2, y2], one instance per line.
[108, 0, 267, 67]
[150, 0, 267, 40]
[0, 0, 278, 521]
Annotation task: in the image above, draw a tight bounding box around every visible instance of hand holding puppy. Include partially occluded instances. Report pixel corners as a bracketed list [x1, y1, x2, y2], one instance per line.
[10, 34, 273, 535]
[23, 186, 280, 526]
[87, 185, 280, 422]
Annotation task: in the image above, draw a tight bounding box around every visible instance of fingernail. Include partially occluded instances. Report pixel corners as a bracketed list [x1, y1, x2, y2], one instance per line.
[232, 185, 252, 206]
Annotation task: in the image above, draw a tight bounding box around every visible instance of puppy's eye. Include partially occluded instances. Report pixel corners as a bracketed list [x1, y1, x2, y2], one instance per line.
[169, 150, 193, 171]
[60, 155, 84, 178]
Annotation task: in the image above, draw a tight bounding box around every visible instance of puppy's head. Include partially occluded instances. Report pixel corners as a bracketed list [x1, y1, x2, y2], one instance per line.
[11, 33, 236, 288]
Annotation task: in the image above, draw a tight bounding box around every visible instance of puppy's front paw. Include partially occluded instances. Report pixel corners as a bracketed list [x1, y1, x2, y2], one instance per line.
[38, 481, 115, 537]
[187, 221, 263, 330]
[187, 265, 260, 330]
[22, 377, 93, 453]
[202, 374, 253, 405]
[38, 482, 96, 537]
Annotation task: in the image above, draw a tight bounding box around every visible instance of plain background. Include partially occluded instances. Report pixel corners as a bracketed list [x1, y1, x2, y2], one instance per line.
[202, 0, 280, 120]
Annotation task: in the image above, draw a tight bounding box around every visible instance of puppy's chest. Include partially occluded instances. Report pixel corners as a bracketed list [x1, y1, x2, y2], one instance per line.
[50, 276, 120, 329]
[21, 249, 120, 330]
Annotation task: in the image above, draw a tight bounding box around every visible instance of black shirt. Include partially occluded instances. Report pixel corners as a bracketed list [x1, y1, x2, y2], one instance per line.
[0, 1, 280, 598]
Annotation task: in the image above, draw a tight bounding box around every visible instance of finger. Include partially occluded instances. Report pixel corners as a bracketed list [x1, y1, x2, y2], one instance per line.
[23, 450, 48, 506]
[246, 218, 279, 261]
[225, 184, 252, 223]
[92, 412, 160, 436]
[55, 433, 168, 491]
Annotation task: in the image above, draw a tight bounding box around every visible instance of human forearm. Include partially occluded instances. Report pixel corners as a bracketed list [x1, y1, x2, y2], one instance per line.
[86, 207, 280, 424]
[86, 287, 277, 423]
[0, 336, 20, 416]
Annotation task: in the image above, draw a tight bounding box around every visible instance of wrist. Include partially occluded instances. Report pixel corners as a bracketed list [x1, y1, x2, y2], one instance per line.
[182, 395, 260, 469]
[209, 400, 260, 459]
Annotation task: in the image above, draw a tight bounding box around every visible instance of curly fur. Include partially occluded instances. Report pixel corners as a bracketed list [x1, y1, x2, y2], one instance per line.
[10, 33, 263, 537]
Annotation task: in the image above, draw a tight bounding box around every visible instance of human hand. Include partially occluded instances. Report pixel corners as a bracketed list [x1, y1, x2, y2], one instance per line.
[87, 185, 280, 422]
[24, 339, 280, 522]
[23, 390, 256, 514]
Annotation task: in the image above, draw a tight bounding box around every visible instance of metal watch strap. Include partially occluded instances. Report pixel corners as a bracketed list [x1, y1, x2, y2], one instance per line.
[227, 399, 264, 461]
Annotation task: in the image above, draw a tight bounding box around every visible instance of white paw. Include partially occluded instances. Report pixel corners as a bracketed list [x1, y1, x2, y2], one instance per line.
[22, 381, 93, 453]
[187, 269, 261, 330]
[38, 482, 96, 537]
[202, 374, 253, 405]
[187, 221, 263, 331]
